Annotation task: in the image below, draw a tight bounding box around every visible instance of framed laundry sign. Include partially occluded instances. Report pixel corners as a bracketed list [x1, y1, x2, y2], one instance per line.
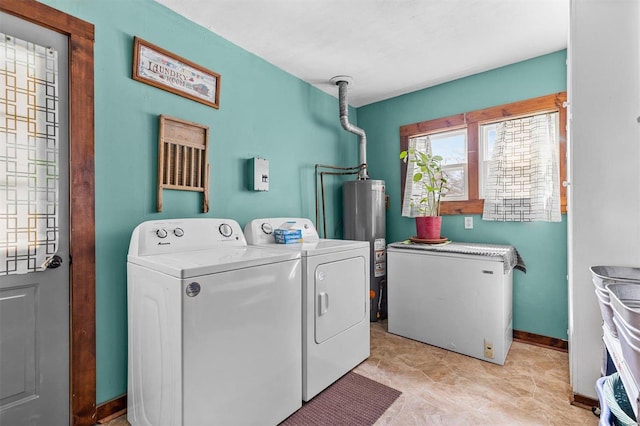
[132, 37, 221, 109]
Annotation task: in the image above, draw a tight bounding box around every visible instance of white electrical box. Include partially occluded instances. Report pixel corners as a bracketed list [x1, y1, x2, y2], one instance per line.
[250, 157, 269, 191]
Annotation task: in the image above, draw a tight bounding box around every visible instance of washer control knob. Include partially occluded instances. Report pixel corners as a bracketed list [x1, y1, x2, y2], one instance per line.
[219, 223, 233, 238]
[261, 223, 273, 235]
[173, 227, 184, 237]
[156, 228, 168, 238]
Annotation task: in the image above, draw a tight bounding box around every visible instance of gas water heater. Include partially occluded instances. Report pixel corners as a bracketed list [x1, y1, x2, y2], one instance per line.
[343, 179, 386, 321]
[332, 75, 387, 321]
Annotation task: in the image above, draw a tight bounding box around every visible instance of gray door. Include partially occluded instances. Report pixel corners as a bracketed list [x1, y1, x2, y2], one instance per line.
[0, 12, 70, 425]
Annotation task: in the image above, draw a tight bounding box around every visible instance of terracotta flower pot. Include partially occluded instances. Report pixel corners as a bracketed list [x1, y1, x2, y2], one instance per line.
[416, 216, 442, 240]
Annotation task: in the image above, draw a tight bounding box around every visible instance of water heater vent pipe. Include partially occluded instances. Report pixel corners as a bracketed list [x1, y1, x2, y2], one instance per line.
[331, 76, 368, 180]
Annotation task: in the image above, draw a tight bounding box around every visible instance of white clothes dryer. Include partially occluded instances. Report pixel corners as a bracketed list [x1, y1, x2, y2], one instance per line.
[244, 218, 370, 401]
[127, 218, 302, 426]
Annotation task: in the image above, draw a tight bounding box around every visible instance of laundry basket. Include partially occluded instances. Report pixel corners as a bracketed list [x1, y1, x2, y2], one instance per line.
[596, 376, 615, 426]
[602, 373, 637, 426]
[608, 283, 640, 332]
[590, 266, 640, 337]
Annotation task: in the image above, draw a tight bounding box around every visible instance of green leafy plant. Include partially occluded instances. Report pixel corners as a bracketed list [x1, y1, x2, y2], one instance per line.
[400, 148, 449, 216]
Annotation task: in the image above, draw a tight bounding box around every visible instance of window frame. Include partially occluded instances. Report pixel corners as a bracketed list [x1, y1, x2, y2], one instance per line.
[399, 92, 567, 215]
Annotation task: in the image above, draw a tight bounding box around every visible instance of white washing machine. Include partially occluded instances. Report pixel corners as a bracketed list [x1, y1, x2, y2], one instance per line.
[127, 218, 302, 426]
[244, 218, 370, 401]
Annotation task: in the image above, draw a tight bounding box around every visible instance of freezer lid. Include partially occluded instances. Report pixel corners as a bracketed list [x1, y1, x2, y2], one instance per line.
[388, 241, 521, 274]
[128, 246, 300, 278]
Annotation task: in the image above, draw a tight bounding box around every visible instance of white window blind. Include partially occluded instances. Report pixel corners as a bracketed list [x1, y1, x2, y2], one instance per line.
[482, 112, 561, 222]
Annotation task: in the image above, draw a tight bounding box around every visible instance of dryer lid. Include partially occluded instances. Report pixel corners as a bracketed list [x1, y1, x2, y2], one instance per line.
[245, 237, 368, 257]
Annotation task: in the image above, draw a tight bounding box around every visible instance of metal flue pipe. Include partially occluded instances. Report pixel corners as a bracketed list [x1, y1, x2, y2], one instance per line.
[332, 77, 368, 180]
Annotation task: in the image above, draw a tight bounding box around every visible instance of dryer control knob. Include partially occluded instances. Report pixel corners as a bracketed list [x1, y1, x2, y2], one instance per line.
[173, 227, 184, 237]
[261, 223, 273, 235]
[219, 223, 233, 238]
[156, 228, 168, 238]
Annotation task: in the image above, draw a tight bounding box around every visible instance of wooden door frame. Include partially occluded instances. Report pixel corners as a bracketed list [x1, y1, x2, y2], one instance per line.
[0, 1, 96, 425]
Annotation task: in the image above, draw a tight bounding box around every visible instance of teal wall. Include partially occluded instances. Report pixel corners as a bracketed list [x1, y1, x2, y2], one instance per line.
[358, 50, 568, 341]
[43, 0, 360, 404]
[39, 0, 568, 404]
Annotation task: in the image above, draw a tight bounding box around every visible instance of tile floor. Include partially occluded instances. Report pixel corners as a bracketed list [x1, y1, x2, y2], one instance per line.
[103, 321, 599, 425]
[356, 322, 597, 425]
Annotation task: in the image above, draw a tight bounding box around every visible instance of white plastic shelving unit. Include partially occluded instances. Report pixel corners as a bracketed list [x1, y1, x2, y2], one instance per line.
[603, 326, 640, 418]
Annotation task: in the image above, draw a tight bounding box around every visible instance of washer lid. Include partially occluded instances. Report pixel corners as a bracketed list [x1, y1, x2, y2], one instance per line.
[128, 246, 300, 278]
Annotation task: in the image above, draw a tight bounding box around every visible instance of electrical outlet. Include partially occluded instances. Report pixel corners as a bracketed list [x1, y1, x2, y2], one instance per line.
[464, 216, 473, 229]
[484, 340, 494, 359]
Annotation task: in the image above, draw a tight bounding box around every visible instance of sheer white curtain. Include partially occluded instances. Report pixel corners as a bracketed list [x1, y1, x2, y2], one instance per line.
[482, 112, 561, 222]
[402, 135, 432, 217]
[0, 33, 59, 274]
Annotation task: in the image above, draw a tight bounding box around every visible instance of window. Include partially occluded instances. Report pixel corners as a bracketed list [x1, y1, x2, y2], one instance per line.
[399, 92, 567, 216]
[1, 33, 60, 274]
[402, 129, 468, 217]
[424, 128, 468, 200]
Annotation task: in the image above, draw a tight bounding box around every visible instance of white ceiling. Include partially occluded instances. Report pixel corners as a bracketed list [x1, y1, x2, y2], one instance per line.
[155, 0, 569, 107]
